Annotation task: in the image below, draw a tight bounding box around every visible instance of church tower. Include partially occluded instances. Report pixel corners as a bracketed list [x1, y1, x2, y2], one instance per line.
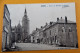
[22, 8, 29, 42]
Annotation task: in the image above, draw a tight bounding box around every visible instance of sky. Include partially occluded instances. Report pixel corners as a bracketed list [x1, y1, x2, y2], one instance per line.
[7, 3, 76, 34]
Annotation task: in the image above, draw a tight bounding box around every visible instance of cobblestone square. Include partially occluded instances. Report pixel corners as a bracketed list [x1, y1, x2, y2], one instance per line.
[15, 43, 77, 51]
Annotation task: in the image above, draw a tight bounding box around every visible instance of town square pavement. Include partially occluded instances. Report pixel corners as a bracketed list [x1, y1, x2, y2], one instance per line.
[15, 43, 77, 51]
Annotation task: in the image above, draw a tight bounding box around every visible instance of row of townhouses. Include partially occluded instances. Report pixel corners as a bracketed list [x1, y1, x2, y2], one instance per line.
[31, 16, 78, 47]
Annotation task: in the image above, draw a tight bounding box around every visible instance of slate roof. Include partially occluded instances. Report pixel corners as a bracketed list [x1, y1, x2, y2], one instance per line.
[57, 18, 76, 23]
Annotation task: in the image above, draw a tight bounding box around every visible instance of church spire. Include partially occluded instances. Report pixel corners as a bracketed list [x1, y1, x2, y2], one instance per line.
[24, 7, 27, 15]
[19, 20, 20, 24]
[17, 20, 21, 27]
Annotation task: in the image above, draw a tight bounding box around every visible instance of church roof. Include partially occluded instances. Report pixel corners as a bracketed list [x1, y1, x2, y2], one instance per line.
[17, 21, 21, 28]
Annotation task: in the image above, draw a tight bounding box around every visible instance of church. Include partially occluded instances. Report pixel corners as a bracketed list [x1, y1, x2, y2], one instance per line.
[12, 8, 30, 43]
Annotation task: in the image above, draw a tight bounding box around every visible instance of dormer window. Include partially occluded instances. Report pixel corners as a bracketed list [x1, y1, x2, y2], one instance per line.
[62, 27, 65, 32]
[69, 27, 72, 32]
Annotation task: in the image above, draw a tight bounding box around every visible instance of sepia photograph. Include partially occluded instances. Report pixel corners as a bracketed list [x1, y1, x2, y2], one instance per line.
[2, 3, 78, 51]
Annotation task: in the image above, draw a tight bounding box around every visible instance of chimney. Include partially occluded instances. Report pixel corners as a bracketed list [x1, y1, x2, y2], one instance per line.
[50, 22, 53, 25]
[61, 17, 62, 19]
[57, 18, 59, 21]
[41, 26, 43, 28]
[65, 16, 67, 23]
[36, 28, 38, 31]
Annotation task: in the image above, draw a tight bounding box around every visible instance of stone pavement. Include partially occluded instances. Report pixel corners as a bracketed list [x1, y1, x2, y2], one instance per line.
[15, 43, 77, 51]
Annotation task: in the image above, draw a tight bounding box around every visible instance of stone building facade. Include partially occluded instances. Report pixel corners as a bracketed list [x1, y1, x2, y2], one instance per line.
[2, 4, 12, 51]
[43, 17, 78, 47]
[31, 16, 78, 47]
[56, 17, 77, 47]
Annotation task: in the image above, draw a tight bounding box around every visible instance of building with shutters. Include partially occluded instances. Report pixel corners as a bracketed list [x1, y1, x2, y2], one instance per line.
[31, 16, 78, 47]
[42, 16, 78, 47]
[2, 4, 12, 51]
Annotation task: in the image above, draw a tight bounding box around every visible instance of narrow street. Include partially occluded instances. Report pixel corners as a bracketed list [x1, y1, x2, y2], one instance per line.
[15, 43, 77, 51]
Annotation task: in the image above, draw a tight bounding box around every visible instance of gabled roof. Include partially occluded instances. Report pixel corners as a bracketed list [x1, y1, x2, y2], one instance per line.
[43, 17, 76, 31]
[17, 22, 22, 28]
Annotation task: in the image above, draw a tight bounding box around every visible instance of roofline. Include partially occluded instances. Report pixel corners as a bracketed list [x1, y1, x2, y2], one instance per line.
[44, 22, 76, 31]
[57, 23, 76, 24]
[4, 4, 10, 15]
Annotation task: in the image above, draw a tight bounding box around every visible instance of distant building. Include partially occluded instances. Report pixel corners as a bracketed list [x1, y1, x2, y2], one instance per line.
[11, 26, 16, 43]
[39, 23, 49, 44]
[22, 8, 29, 42]
[31, 28, 40, 43]
[2, 4, 12, 51]
[12, 8, 30, 43]
[15, 22, 22, 42]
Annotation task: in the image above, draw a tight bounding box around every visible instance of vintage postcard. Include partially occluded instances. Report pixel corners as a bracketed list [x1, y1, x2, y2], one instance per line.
[2, 3, 78, 51]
